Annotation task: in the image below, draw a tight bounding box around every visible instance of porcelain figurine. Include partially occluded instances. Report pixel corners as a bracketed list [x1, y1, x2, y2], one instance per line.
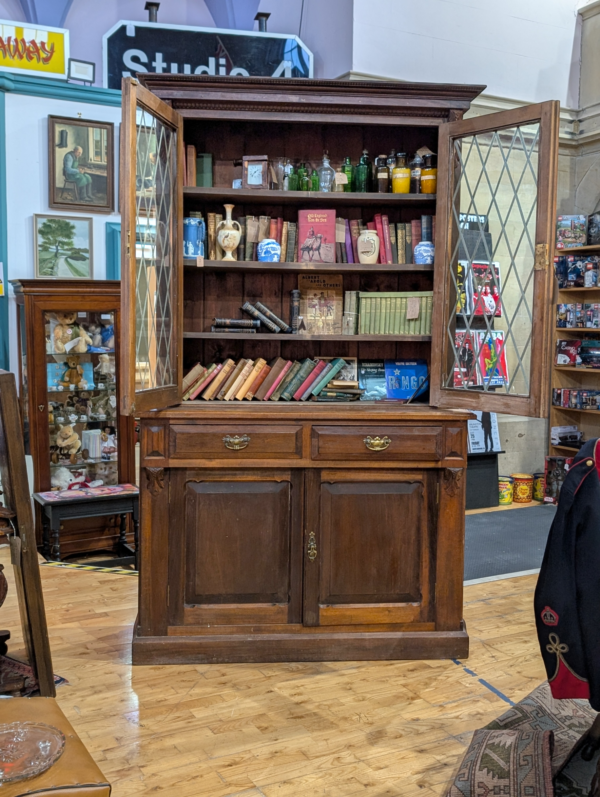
[216, 204, 241, 261]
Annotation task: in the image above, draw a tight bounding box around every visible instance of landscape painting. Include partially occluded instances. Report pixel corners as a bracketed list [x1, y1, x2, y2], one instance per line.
[34, 214, 93, 279]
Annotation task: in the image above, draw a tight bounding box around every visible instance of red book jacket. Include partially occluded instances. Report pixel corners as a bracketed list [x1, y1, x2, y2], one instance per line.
[298, 209, 336, 263]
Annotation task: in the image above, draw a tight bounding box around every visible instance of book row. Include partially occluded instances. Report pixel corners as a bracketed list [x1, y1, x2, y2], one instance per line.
[357, 292, 433, 335]
[182, 358, 428, 403]
[554, 255, 599, 288]
[555, 339, 600, 367]
[557, 303, 600, 328]
[552, 388, 600, 411]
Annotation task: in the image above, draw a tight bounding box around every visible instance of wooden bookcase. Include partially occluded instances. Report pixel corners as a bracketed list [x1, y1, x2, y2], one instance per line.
[118, 76, 559, 664]
[12, 280, 135, 559]
[550, 245, 600, 456]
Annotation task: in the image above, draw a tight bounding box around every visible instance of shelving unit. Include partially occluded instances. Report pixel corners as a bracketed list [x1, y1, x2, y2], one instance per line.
[550, 245, 600, 456]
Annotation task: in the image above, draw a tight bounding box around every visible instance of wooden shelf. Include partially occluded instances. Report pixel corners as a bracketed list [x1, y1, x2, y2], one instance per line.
[551, 405, 600, 414]
[183, 332, 432, 342]
[555, 328, 600, 332]
[183, 259, 434, 273]
[557, 286, 600, 292]
[551, 444, 581, 453]
[183, 187, 436, 206]
[554, 366, 600, 373]
[555, 245, 600, 254]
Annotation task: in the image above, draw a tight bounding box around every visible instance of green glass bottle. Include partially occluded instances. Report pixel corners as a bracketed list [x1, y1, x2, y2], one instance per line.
[297, 162, 309, 191]
[288, 165, 299, 191]
[355, 149, 372, 193]
[311, 168, 320, 191]
[342, 156, 354, 192]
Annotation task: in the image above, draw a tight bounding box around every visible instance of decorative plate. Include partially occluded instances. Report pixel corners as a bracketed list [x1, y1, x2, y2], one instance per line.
[0, 722, 65, 783]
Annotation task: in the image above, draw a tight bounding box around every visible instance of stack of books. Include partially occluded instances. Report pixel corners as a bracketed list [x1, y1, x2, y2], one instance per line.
[358, 291, 433, 335]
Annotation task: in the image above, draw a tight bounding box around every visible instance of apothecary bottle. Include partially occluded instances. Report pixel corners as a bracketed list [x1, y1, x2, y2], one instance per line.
[355, 149, 372, 192]
[342, 156, 354, 192]
[317, 152, 336, 192]
[421, 154, 437, 194]
[311, 169, 320, 191]
[392, 153, 410, 194]
[287, 163, 299, 191]
[333, 166, 345, 192]
[375, 155, 390, 193]
[283, 159, 293, 191]
[297, 162, 309, 191]
[410, 153, 424, 193]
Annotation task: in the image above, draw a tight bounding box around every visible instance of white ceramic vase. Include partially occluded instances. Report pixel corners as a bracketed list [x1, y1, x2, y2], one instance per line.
[216, 204, 241, 261]
[357, 230, 380, 264]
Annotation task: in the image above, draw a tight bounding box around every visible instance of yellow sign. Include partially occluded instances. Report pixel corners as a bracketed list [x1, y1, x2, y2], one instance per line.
[0, 20, 69, 78]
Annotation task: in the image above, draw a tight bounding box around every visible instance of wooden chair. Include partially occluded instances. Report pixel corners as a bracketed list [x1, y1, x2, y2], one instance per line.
[60, 168, 79, 200]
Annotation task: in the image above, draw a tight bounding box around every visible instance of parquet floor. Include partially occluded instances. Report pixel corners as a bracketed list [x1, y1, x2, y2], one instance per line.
[0, 546, 546, 796]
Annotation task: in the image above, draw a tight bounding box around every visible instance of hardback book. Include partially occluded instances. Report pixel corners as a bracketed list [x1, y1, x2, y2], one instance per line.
[258, 215, 271, 242]
[297, 360, 328, 400]
[207, 213, 217, 260]
[276, 217, 283, 245]
[241, 302, 281, 333]
[245, 216, 257, 260]
[286, 222, 297, 262]
[384, 360, 428, 401]
[405, 223, 412, 264]
[237, 217, 246, 261]
[210, 327, 256, 333]
[374, 214, 386, 264]
[388, 219, 398, 264]
[202, 358, 235, 399]
[213, 318, 260, 328]
[186, 144, 197, 187]
[196, 152, 212, 187]
[290, 289, 300, 334]
[217, 359, 248, 400]
[235, 358, 266, 400]
[556, 215, 587, 249]
[183, 368, 208, 401]
[280, 222, 289, 263]
[298, 209, 336, 263]
[188, 363, 221, 400]
[260, 358, 292, 400]
[254, 301, 292, 333]
[411, 219, 422, 253]
[215, 214, 223, 260]
[183, 362, 205, 393]
[345, 219, 354, 263]
[224, 359, 255, 401]
[281, 358, 316, 401]
[349, 219, 360, 263]
[342, 290, 358, 335]
[358, 361, 387, 401]
[244, 362, 272, 400]
[269, 217, 278, 241]
[311, 358, 347, 396]
[298, 274, 343, 335]
[329, 380, 360, 389]
[421, 215, 433, 244]
[270, 361, 301, 401]
[397, 223, 406, 265]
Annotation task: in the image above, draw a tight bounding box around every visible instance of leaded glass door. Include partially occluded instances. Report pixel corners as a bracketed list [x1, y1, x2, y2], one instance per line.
[120, 77, 183, 415]
[430, 102, 559, 418]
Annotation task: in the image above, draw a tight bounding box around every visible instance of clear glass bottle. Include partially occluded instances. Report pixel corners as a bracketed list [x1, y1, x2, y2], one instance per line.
[386, 149, 396, 178]
[342, 156, 354, 192]
[283, 159, 293, 191]
[375, 154, 390, 193]
[392, 153, 410, 194]
[410, 153, 424, 193]
[297, 162, 309, 191]
[355, 149, 372, 193]
[421, 154, 437, 194]
[317, 152, 335, 192]
[311, 168, 320, 191]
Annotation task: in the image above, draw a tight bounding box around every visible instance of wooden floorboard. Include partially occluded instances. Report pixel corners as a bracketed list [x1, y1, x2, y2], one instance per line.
[0, 546, 545, 796]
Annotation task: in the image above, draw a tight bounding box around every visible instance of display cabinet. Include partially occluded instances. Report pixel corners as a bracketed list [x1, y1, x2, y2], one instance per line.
[12, 280, 134, 559]
[119, 75, 559, 664]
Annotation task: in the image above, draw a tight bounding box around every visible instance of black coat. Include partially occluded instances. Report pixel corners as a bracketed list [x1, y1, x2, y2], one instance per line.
[535, 438, 600, 709]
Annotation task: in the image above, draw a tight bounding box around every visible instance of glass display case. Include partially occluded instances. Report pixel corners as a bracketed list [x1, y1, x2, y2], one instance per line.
[12, 280, 134, 559]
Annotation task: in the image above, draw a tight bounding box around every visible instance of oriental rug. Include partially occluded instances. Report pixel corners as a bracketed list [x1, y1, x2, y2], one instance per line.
[0, 654, 68, 696]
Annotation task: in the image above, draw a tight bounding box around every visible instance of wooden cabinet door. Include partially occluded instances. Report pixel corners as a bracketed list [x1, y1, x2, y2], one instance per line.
[430, 101, 559, 418]
[171, 469, 303, 627]
[304, 470, 434, 627]
[120, 77, 183, 415]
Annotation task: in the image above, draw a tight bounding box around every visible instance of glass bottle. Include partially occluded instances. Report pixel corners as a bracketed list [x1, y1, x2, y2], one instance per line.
[386, 149, 396, 179]
[297, 162, 309, 191]
[317, 152, 336, 192]
[355, 149, 372, 193]
[410, 153, 424, 193]
[392, 153, 410, 194]
[342, 156, 354, 192]
[309, 169, 319, 191]
[333, 165, 345, 192]
[287, 164, 299, 191]
[283, 159, 293, 191]
[421, 154, 437, 194]
[375, 154, 390, 193]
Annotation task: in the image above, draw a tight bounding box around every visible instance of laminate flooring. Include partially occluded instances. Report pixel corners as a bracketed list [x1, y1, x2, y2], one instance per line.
[0, 547, 546, 797]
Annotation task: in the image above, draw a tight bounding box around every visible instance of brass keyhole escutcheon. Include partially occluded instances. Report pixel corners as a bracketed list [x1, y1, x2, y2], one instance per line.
[364, 435, 391, 452]
[38, 405, 45, 412]
[307, 532, 317, 561]
[223, 434, 250, 451]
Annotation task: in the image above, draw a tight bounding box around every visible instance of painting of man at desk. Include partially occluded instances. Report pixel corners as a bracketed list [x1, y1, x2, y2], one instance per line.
[48, 116, 114, 213]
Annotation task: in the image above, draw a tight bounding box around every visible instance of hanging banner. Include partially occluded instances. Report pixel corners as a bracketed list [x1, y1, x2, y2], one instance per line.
[103, 21, 313, 89]
[0, 20, 69, 79]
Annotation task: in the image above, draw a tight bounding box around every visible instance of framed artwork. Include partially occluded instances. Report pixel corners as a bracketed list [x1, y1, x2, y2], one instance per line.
[48, 115, 114, 213]
[34, 214, 93, 279]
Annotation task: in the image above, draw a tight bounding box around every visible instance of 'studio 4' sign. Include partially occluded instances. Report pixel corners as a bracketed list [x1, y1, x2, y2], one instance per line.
[103, 21, 313, 89]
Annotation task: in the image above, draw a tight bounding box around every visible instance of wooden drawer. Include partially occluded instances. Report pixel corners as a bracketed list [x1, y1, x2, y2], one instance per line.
[170, 424, 303, 460]
[311, 426, 443, 461]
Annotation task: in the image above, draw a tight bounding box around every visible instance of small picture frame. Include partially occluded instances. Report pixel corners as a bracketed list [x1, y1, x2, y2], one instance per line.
[48, 115, 114, 213]
[242, 155, 268, 190]
[34, 214, 93, 279]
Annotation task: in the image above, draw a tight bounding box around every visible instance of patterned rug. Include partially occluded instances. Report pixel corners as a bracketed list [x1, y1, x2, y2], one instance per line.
[0, 654, 68, 696]
[445, 683, 597, 796]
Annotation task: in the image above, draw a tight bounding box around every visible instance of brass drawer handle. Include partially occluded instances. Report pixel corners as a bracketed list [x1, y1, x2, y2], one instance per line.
[307, 531, 317, 561]
[364, 435, 391, 452]
[223, 434, 250, 451]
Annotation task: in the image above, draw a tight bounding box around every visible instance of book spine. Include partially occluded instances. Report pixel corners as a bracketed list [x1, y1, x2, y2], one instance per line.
[381, 215, 393, 264]
[258, 215, 271, 242]
[349, 220, 360, 263]
[341, 238, 348, 263]
[389, 219, 398, 265]
[280, 222, 288, 263]
[384, 296, 392, 334]
[372, 297, 380, 334]
[236, 217, 246, 261]
[241, 302, 281, 333]
[213, 318, 260, 328]
[309, 362, 334, 394]
[235, 358, 266, 400]
[336, 242, 343, 263]
[285, 223, 296, 262]
[225, 360, 255, 401]
[393, 297, 401, 334]
[298, 360, 328, 400]
[207, 213, 217, 260]
[378, 296, 386, 334]
[344, 219, 354, 263]
[405, 224, 412, 264]
[290, 290, 300, 334]
[182, 362, 206, 392]
[426, 294, 433, 334]
[271, 361, 301, 401]
[312, 359, 347, 396]
[186, 144, 196, 187]
[203, 360, 235, 400]
[245, 363, 271, 400]
[421, 214, 432, 243]
[411, 219, 421, 253]
[245, 216, 255, 261]
[217, 359, 246, 400]
[254, 301, 292, 333]
[188, 364, 221, 400]
[263, 361, 293, 400]
[374, 214, 385, 264]
[269, 218, 277, 240]
[276, 216, 283, 245]
[400, 297, 407, 333]
[282, 360, 315, 401]
[211, 327, 256, 333]
[182, 368, 207, 400]
[397, 223, 406, 265]
[215, 214, 223, 259]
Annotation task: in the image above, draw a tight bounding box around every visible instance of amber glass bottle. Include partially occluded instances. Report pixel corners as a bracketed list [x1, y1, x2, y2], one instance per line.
[421, 154, 437, 194]
[375, 155, 390, 193]
[392, 153, 410, 194]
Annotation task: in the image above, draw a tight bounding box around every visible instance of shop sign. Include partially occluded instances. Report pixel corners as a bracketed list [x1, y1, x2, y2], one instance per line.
[102, 21, 313, 90]
[0, 20, 69, 79]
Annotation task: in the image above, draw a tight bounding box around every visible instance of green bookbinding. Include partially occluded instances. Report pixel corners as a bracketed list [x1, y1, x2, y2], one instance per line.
[280, 358, 315, 401]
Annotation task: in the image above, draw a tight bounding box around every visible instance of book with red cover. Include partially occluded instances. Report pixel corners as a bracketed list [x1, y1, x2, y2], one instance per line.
[374, 214, 385, 264]
[296, 359, 328, 400]
[276, 217, 283, 245]
[349, 219, 360, 263]
[263, 360, 293, 400]
[269, 218, 278, 241]
[189, 363, 222, 400]
[297, 209, 336, 263]
[381, 215, 393, 265]
[244, 362, 271, 400]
